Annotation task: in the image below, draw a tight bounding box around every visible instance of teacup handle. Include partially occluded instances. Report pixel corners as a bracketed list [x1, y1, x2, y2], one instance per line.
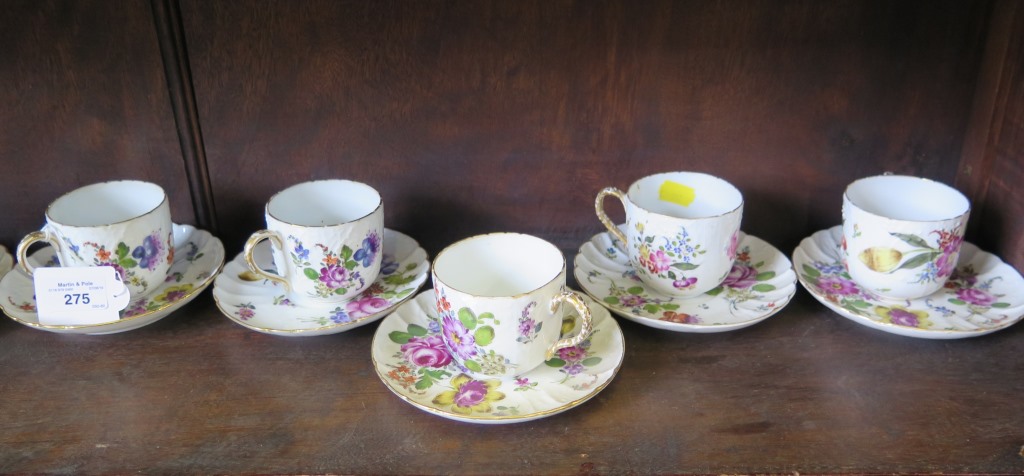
[16, 229, 63, 276]
[546, 291, 594, 361]
[595, 187, 628, 246]
[243, 229, 291, 292]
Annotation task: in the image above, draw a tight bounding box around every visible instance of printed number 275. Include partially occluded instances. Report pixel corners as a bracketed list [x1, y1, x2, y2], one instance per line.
[64, 293, 91, 305]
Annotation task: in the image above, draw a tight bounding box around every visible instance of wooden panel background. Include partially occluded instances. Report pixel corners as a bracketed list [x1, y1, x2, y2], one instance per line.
[2, 1, 1024, 474]
[0, 0, 195, 245]
[958, 0, 1024, 271]
[179, 0, 992, 260]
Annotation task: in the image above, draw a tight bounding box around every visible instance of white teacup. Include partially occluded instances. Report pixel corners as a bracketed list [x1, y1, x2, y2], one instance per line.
[432, 233, 593, 379]
[244, 180, 384, 306]
[17, 180, 174, 299]
[842, 175, 970, 300]
[596, 171, 744, 297]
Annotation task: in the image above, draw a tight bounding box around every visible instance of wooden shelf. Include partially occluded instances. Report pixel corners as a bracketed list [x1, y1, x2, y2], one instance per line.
[2, 287, 1022, 473]
[1, 1, 1022, 472]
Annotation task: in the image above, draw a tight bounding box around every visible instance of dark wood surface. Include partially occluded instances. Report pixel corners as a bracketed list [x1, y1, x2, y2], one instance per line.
[1, 291, 1023, 474]
[2, 0, 1024, 473]
[0, 0, 196, 243]
[179, 0, 989, 258]
[957, 0, 1024, 272]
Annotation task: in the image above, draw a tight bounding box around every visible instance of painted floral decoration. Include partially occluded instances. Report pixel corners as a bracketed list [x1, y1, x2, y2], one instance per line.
[585, 237, 788, 325]
[875, 305, 931, 328]
[401, 335, 453, 368]
[434, 287, 511, 376]
[633, 223, 706, 290]
[854, 226, 964, 285]
[516, 301, 542, 344]
[288, 230, 380, 299]
[120, 282, 195, 318]
[233, 302, 256, 321]
[432, 374, 506, 415]
[660, 311, 700, 324]
[597, 271, 683, 319]
[271, 256, 422, 327]
[727, 230, 740, 261]
[801, 257, 1013, 329]
[69, 230, 173, 293]
[545, 331, 603, 385]
[8, 297, 35, 312]
[152, 284, 193, 303]
[347, 295, 391, 317]
[384, 296, 610, 417]
[11, 232, 217, 325]
[703, 244, 778, 310]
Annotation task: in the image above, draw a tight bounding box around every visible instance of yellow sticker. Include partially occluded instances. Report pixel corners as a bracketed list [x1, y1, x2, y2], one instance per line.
[658, 180, 696, 207]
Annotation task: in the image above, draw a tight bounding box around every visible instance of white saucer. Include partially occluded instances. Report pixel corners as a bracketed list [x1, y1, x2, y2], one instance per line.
[574, 229, 796, 332]
[372, 289, 623, 424]
[213, 229, 429, 336]
[0, 245, 12, 279]
[0, 224, 225, 334]
[794, 226, 1024, 339]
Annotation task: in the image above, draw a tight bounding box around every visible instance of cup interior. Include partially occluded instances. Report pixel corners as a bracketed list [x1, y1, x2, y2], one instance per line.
[628, 172, 742, 218]
[47, 180, 166, 226]
[434, 233, 563, 297]
[268, 180, 381, 226]
[845, 175, 969, 221]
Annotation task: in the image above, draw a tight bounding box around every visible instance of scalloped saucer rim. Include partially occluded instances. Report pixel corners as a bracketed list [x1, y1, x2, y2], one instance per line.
[372, 289, 624, 424]
[793, 226, 1024, 339]
[0, 224, 225, 334]
[574, 228, 797, 333]
[212, 228, 429, 336]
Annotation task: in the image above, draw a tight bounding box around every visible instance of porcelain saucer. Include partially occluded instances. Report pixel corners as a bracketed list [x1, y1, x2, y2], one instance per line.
[213, 229, 429, 336]
[794, 226, 1024, 339]
[574, 229, 796, 332]
[0, 245, 12, 279]
[372, 289, 624, 424]
[0, 224, 225, 334]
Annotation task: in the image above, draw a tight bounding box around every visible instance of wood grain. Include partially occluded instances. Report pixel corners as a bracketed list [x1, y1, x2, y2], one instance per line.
[179, 0, 989, 259]
[0, 296, 1023, 473]
[151, 0, 219, 232]
[958, 0, 1024, 271]
[1, 0, 1022, 474]
[0, 0, 195, 246]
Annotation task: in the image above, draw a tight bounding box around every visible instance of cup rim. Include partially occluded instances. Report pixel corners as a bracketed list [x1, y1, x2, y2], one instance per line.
[432, 232, 566, 300]
[44, 180, 168, 228]
[624, 171, 744, 221]
[266, 179, 383, 227]
[843, 174, 971, 223]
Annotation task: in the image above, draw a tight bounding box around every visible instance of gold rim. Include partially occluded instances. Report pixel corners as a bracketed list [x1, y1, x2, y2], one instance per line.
[0, 229, 224, 330]
[212, 230, 430, 335]
[370, 293, 625, 422]
[797, 275, 1017, 334]
[432, 232, 567, 300]
[843, 175, 971, 224]
[573, 230, 798, 329]
[374, 356, 622, 422]
[265, 179, 382, 227]
[793, 227, 1022, 335]
[44, 180, 169, 228]
[212, 267, 428, 335]
[623, 171, 745, 221]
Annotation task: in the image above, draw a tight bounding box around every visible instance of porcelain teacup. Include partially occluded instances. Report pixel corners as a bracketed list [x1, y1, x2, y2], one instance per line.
[595, 171, 744, 298]
[432, 233, 593, 379]
[244, 179, 384, 306]
[842, 175, 970, 300]
[16, 180, 174, 299]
